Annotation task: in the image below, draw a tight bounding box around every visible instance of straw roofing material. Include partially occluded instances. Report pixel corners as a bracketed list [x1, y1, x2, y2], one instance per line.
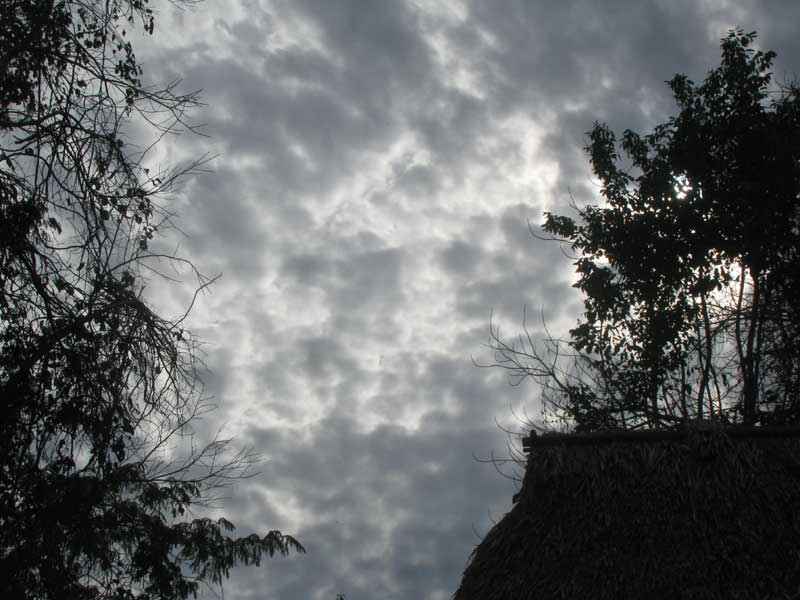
[453, 423, 800, 600]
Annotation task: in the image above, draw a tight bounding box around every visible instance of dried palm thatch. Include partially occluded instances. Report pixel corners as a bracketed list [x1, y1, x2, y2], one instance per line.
[453, 422, 800, 600]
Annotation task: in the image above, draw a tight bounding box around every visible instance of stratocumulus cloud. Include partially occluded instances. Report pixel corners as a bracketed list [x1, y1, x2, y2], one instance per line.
[137, 1, 800, 598]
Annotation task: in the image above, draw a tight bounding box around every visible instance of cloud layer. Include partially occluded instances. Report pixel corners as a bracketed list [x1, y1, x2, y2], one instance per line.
[135, 1, 800, 598]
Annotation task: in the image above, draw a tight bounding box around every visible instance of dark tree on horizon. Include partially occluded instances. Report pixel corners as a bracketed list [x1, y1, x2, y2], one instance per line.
[486, 29, 800, 432]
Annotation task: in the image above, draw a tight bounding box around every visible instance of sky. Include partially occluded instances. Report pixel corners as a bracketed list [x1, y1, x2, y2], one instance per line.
[132, 2, 800, 598]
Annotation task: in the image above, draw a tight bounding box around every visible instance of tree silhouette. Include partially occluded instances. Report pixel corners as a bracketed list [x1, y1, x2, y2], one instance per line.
[486, 30, 800, 432]
[0, 1, 303, 598]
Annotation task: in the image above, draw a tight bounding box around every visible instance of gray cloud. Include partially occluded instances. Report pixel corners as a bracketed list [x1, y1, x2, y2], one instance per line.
[131, 1, 800, 598]
[221, 415, 518, 600]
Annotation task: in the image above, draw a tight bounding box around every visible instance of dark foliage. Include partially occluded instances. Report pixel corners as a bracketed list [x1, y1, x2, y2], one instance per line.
[0, 1, 303, 598]
[486, 30, 800, 431]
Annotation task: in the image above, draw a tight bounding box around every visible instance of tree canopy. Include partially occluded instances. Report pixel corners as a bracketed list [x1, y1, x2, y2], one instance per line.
[488, 30, 800, 432]
[0, 1, 303, 598]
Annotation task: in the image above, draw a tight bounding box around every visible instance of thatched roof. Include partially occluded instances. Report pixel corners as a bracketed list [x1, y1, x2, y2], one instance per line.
[453, 423, 800, 599]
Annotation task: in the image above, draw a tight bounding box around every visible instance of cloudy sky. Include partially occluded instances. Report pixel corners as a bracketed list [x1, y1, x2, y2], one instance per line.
[132, 2, 800, 598]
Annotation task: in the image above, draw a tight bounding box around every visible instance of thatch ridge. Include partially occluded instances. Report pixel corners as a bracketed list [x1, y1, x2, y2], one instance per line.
[522, 424, 800, 451]
[454, 424, 800, 599]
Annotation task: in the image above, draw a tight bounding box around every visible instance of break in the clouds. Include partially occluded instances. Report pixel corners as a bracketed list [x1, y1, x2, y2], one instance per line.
[133, 1, 800, 598]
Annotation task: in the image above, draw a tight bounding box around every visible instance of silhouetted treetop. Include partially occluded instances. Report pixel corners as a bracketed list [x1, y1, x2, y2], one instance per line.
[489, 29, 800, 431]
